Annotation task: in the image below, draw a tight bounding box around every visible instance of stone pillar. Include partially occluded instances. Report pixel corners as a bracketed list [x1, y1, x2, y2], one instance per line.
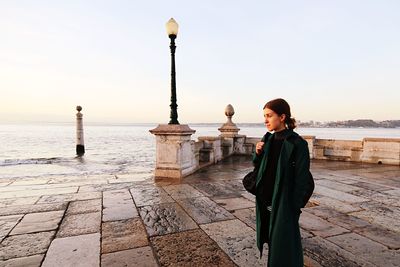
[76, 106, 85, 156]
[149, 124, 197, 178]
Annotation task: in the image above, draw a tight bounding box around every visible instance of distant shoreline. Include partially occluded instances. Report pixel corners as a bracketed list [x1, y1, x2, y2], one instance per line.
[0, 120, 399, 129]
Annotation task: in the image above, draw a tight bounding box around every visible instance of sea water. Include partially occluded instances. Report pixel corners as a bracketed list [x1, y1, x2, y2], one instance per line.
[1, 123, 399, 179]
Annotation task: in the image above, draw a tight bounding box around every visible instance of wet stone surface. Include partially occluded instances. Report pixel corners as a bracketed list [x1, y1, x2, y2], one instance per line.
[151, 229, 236, 267]
[10, 210, 64, 235]
[176, 196, 234, 224]
[213, 197, 255, 211]
[310, 195, 362, 213]
[303, 236, 375, 267]
[299, 211, 350, 238]
[0, 196, 39, 208]
[66, 199, 102, 215]
[0, 215, 23, 243]
[327, 233, 400, 267]
[353, 224, 400, 249]
[139, 203, 198, 237]
[57, 212, 101, 238]
[0, 254, 44, 267]
[0, 231, 55, 260]
[42, 233, 100, 267]
[79, 182, 137, 192]
[0, 156, 399, 266]
[350, 201, 400, 232]
[192, 182, 243, 198]
[37, 192, 101, 204]
[200, 219, 267, 267]
[101, 218, 148, 254]
[231, 208, 256, 230]
[0, 202, 67, 216]
[102, 190, 138, 222]
[130, 185, 174, 207]
[162, 184, 204, 200]
[101, 247, 158, 267]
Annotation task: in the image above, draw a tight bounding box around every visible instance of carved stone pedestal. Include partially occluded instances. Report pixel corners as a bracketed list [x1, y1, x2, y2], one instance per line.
[149, 124, 197, 179]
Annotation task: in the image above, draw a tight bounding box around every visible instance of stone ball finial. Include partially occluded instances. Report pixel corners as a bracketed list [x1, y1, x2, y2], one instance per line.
[225, 104, 234, 117]
[76, 106, 82, 112]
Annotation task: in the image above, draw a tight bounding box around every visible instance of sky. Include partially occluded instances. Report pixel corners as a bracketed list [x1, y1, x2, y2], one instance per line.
[1, 1, 399, 124]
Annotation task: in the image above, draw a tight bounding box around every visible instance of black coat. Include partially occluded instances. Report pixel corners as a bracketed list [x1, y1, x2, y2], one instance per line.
[253, 129, 314, 266]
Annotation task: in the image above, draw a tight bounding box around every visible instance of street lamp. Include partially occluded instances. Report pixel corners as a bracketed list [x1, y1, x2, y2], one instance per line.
[166, 18, 179, 125]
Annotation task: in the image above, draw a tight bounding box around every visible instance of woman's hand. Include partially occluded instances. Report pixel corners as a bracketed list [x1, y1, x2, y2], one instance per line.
[256, 141, 265, 155]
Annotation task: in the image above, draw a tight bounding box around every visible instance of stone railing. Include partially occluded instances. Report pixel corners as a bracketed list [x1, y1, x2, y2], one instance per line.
[150, 105, 400, 179]
[196, 135, 400, 167]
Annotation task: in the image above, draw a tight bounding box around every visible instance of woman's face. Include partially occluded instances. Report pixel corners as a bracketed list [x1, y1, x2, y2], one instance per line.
[263, 108, 286, 132]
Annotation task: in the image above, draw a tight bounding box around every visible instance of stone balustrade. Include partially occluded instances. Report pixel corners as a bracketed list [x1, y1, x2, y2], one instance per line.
[151, 105, 400, 179]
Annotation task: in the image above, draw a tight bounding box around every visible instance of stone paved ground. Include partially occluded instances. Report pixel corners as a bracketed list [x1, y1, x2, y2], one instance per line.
[0, 156, 399, 267]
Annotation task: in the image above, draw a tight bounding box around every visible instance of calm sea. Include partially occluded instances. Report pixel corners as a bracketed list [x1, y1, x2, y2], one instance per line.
[1, 123, 399, 179]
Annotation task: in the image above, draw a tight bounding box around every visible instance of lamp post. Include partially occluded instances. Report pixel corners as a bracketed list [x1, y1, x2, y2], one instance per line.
[149, 18, 197, 179]
[166, 18, 179, 125]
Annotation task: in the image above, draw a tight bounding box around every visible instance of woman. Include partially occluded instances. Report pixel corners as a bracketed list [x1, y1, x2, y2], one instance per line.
[253, 98, 314, 266]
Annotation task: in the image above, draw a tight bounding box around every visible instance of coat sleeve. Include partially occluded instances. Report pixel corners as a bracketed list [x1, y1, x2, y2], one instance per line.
[293, 139, 314, 211]
[252, 133, 269, 167]
[252, 151, 263, 167]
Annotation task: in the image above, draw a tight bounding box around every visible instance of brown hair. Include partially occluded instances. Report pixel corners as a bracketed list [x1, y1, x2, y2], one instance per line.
[263, 98, 297, 129]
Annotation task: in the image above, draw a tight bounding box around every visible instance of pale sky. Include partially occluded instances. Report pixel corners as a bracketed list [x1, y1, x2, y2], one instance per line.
[1, 1, 399, 124]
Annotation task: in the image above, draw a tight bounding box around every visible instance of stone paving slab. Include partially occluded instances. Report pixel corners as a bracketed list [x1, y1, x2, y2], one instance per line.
[201, 219, 267, 267]
[299, 211, 350, 238]
[103, 190, 138, 222]
[0, 187, 78, 199]
[0, 215, 23, 243]
[0, 197, 39, 208]
[42, 233, 100, 267]
[314, 185, 368, 203]
[10, 210, 64, 235]
[130, 185, 174, 207]
[353, 225, 400, 249]
[302, 236, 375, 267]
[0, 183, 95, 193]
[325, 213, 371, 230]
[101, 247, 158, 267]
[0, 231, 55, 261]
[162, 184, 204, 200]
[231, 208, 256, 230]
[36, 192, 101, 204]
[176, 196, 235, 224]
[66, 199, 102, 215]
[0, 202, 67, 216]
[310, 194, 363, 213]
[101, 218, 148, 254]
[350, 189, 400, 208]
[0, 254, 44, 267]
[9, 178, 50, 186]
[327, 233, 400, 267]
[78, 182, 137, 192]
[47, 175, 112, 184]
[240, 191, 256, 202]
[192, 182, 243, 198]
[151, 229, 236, 266]
[139, 203, 198, 237]
[109, 172, 153, 183]
[315, 179, 362, 192]
[57, 212, 101, 238]
[350, 181, 394, 191]
[350, 201, 400, 233]
[213, 197, 255, 211]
